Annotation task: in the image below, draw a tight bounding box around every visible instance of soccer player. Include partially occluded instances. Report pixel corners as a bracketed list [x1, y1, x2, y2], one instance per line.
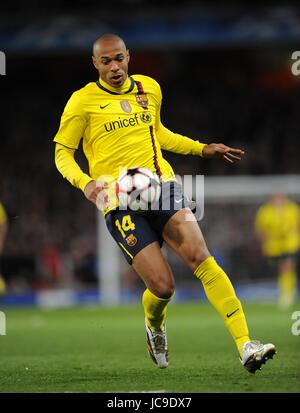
[255, 193, 300, 309]
[0, 201, 8, 295]
[54, 33, 276, 373]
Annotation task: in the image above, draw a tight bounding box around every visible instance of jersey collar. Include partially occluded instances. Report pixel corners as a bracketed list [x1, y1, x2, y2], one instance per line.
[96, 76, 135, 95]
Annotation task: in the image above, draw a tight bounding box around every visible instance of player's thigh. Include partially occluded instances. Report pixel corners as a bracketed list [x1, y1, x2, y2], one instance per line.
[132, 242, 175, 298]
[162, 207, 210, 271]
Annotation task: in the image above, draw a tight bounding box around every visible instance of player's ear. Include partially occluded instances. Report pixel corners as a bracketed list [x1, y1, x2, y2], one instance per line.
[92, 55, 98, 69]
[127, 50, 130, 63]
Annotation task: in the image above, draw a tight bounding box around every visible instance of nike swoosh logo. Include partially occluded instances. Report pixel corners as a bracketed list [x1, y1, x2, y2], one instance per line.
[226, 309, 239, 318]
[174, 198, 183, 204]
[100, 104, 110, 109]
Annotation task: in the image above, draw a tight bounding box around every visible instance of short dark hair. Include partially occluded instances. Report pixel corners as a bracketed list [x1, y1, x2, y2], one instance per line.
[93, 33, 126, 56]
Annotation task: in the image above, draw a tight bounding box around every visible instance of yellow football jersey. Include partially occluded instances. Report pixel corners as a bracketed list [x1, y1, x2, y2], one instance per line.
[54, 75, 205, 184]
[255, 200, 300, 257]
[0, 202, 7, 225]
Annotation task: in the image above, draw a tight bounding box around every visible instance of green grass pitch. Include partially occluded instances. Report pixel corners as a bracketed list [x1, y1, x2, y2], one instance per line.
[0, 301, 299, 393]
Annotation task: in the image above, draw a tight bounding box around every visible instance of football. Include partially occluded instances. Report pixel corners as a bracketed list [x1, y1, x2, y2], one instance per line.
[116, 167, 161, 211]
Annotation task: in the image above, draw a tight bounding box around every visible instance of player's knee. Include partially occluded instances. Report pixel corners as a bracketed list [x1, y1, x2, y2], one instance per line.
[154, 279, 175, 299]
[280, 258, 295, 272]
[185, 245, 210, 272]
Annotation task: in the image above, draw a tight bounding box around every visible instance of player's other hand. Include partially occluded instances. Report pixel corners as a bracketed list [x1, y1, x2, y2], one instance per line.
[202, 143, 245, 163]
[84, 180, 110, 209]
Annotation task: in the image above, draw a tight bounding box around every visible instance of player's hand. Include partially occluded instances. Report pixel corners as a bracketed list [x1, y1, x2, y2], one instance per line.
[84, 180, 110, 209]
[202, 143, 245, 163]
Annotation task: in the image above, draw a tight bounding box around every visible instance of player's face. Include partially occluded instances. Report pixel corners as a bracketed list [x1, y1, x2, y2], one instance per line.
[92, 39, 130, 88]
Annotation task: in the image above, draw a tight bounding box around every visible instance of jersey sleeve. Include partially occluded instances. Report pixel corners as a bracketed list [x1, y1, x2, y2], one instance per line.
[53, 90, 87, 149]
[55, 143, 93, 192]
[154, 82, 207, 157]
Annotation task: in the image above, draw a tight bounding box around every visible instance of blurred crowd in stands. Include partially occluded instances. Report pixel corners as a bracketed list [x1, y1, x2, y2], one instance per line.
[1, 45, 300, 292]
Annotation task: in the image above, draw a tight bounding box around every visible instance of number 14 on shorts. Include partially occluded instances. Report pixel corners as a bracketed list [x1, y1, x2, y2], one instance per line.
[115, 215, 136, 237]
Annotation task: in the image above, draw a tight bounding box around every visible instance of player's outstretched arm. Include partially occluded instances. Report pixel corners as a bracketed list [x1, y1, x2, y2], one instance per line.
[202, 143, 245, 163]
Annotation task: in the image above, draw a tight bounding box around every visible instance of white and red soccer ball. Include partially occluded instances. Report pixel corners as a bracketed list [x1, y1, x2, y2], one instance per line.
[116, 167, 161, 210]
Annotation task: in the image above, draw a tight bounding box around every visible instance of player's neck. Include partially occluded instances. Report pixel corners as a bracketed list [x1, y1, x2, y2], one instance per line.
[99, 76, 131, 94]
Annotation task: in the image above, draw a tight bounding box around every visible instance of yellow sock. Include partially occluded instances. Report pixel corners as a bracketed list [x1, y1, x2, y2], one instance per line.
[142, 288, 174, 331]
[278, 269, 297, 309]
[194, 256, 250, 357]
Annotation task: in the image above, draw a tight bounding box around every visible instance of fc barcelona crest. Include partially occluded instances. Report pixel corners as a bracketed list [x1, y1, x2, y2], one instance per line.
[126, 234, 137, 247]
[135, 93, 148, 109]
[120, 100, 132, 113]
